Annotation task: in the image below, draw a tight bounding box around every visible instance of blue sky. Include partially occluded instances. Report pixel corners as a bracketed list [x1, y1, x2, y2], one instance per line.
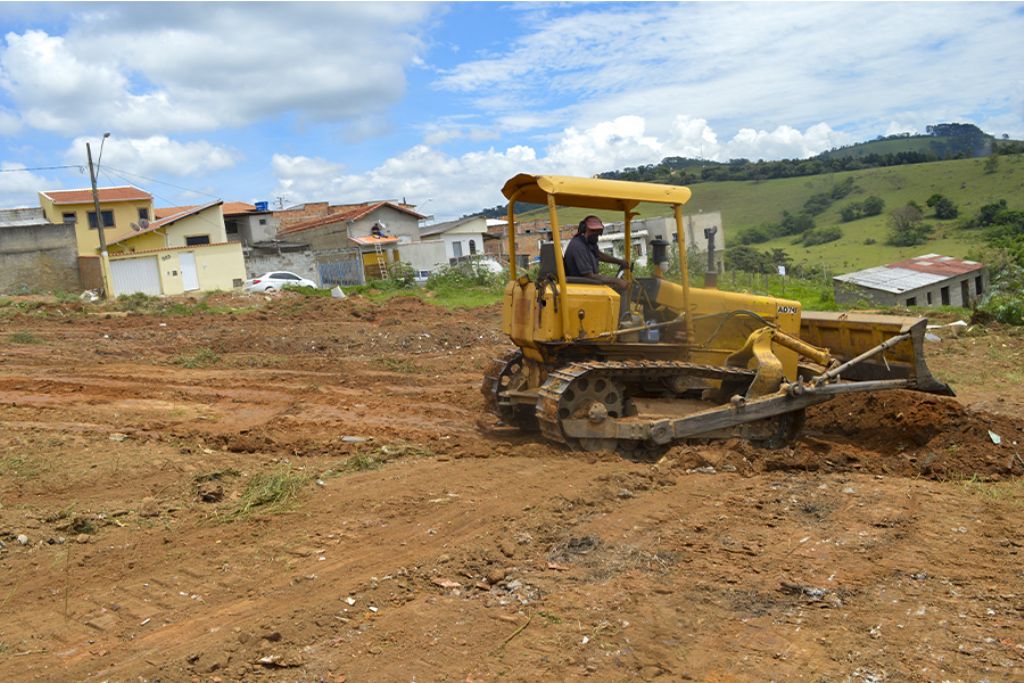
[1, 2, 1021, 220]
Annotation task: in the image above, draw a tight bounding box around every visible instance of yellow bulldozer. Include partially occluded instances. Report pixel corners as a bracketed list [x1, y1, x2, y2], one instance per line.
[482, 174, 953, 459]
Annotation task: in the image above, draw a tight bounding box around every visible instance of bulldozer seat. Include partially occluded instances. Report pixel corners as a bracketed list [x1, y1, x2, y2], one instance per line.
[539, 241, 601, 284]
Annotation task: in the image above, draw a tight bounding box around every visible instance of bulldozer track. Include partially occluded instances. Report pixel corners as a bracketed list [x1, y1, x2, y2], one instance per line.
[536, 360, 756, 448]
[482, 349, 539, 431]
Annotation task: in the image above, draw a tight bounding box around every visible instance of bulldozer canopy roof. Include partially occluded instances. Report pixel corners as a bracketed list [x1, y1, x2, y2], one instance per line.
[501, 174, 692, 212]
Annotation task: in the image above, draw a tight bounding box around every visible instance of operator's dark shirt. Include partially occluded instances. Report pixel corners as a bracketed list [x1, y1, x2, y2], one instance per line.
[564, 234, 600, 277]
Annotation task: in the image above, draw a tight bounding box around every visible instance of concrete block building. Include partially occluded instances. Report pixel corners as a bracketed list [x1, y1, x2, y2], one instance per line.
[833, 254, 988, 308]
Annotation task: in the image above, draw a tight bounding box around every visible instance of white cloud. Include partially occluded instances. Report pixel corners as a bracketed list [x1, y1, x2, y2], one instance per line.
[272, 145, 540, 218]
[0, 4, 434, 137]
[435, 3, 1024, 141]
[270, 116, 852, 220]
[544, 115, 662, 175]
[0, 107, 20, 135]
[722, 123, 849, 161]
[63, 136, 239, 180]
[0, 162, 57, 207]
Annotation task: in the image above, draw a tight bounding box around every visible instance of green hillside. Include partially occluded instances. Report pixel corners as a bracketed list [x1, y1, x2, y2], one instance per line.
[520, 154, 1024, 272]
[818, 135, 947, 159]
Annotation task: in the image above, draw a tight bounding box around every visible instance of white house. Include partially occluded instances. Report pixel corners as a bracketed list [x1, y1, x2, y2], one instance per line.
[420, 215, 489, 261]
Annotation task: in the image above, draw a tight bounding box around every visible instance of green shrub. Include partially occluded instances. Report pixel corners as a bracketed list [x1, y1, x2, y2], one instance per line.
[426, 261, 504, 291]
[862, 195, 885, 216]
[362, 261, 417, 291]
[797, 226, 843, 246]
[979, 294, 1024, 325]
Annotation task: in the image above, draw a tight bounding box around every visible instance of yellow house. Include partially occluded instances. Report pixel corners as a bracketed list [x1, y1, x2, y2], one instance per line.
[103, 201, 247, 296]
[38, 186, 155, 257]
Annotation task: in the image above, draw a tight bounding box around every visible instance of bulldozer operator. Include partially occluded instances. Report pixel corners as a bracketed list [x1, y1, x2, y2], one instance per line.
[564, 215, 630, 292]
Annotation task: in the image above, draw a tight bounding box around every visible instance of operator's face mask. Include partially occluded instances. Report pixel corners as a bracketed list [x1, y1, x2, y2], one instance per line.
[586, 231, 601, 245]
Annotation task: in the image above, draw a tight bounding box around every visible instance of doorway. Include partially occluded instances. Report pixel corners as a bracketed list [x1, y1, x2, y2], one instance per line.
[180, 252, 200, 291]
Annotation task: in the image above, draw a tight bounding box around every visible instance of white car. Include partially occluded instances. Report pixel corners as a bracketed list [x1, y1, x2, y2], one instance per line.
[243, 271, 318, 293]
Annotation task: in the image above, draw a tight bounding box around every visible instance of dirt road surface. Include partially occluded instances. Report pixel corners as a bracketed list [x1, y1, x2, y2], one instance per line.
[1, 293, 1021, 682]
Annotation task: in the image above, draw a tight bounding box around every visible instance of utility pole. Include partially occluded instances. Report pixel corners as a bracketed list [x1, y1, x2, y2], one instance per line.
[87, 135, 112, 299]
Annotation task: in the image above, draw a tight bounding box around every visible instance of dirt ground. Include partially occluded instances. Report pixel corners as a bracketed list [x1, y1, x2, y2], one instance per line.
[0, 292, 1021, 682]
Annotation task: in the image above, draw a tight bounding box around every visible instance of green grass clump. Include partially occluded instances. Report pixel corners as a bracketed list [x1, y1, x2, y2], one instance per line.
[171, 347, 221, 368]
[8, 331, 42, 344]
[379, 357, 419, 374]
[224, 465, 311, 520]
[345, 452, 384, 472]
[429, 286, 504, 309]
[0, 454, 49, 478]
[957, 475, 1023, 505]
[283, 285, 333, 297]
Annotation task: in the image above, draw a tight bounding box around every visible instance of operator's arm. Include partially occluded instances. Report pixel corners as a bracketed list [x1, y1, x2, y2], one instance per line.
[580, 247, 628, 290]
[596, 249, 629, 270]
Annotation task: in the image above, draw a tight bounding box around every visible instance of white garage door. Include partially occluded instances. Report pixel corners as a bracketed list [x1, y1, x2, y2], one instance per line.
[110, 257, 162, 296]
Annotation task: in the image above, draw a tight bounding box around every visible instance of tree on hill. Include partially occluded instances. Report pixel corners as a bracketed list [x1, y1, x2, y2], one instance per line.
[925, 193, 958, 219]
[725, 245, 791, 273]
[862, 195, 885, 216]
[797, 226, 843, 246]
[839, 194, 885, 223]
[780, 211, 815, 235]
[886, 205, 933, 246]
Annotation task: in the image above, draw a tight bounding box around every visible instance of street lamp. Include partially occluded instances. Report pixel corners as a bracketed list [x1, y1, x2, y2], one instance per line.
[87, 132, 112, 298]
[96, 131, 110, 174]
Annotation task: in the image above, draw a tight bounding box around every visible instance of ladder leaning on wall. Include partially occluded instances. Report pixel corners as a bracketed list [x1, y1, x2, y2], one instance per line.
[373, 239, 388, 279]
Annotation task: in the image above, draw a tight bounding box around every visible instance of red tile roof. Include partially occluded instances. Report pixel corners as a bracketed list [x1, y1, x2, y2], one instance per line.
[107, 201, 223, 246]
[41, 186, 152, 205]
[223, 202, 258, 216]
[277, 201, 426, 236]
[154, 205, 194, 219]
[887, 254, 985, 277]
[156, 201, 251, 219]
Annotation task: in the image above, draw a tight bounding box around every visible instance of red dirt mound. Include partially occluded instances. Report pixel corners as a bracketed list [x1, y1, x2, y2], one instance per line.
[666, 390, 1022, 481]
[803, 390, 1022, 479]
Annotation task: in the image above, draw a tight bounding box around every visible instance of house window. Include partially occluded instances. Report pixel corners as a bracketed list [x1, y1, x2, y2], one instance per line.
[926, 292, 933, 305]
[940, 286, 950, 306]
[469, 239, 477, 255]
[259, 218, 267, 225]
[453, 241, 463, 258]
[906, 297, 916, 306]
[185, 235, 211, 246]
[62, 212, 76, 225]
[138, 207, 149, 221]
[975, 275, 983, 295]
[87, 210, 115, 229]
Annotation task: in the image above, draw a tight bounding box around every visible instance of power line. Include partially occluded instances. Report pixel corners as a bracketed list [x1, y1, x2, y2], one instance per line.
[97, 166, 231, 236]
[101, 165, 222, 201]
[0, 164, 84, 173]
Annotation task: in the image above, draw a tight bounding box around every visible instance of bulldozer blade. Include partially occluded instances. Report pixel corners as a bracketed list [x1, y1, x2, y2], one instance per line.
[799, 311, 953, 396]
